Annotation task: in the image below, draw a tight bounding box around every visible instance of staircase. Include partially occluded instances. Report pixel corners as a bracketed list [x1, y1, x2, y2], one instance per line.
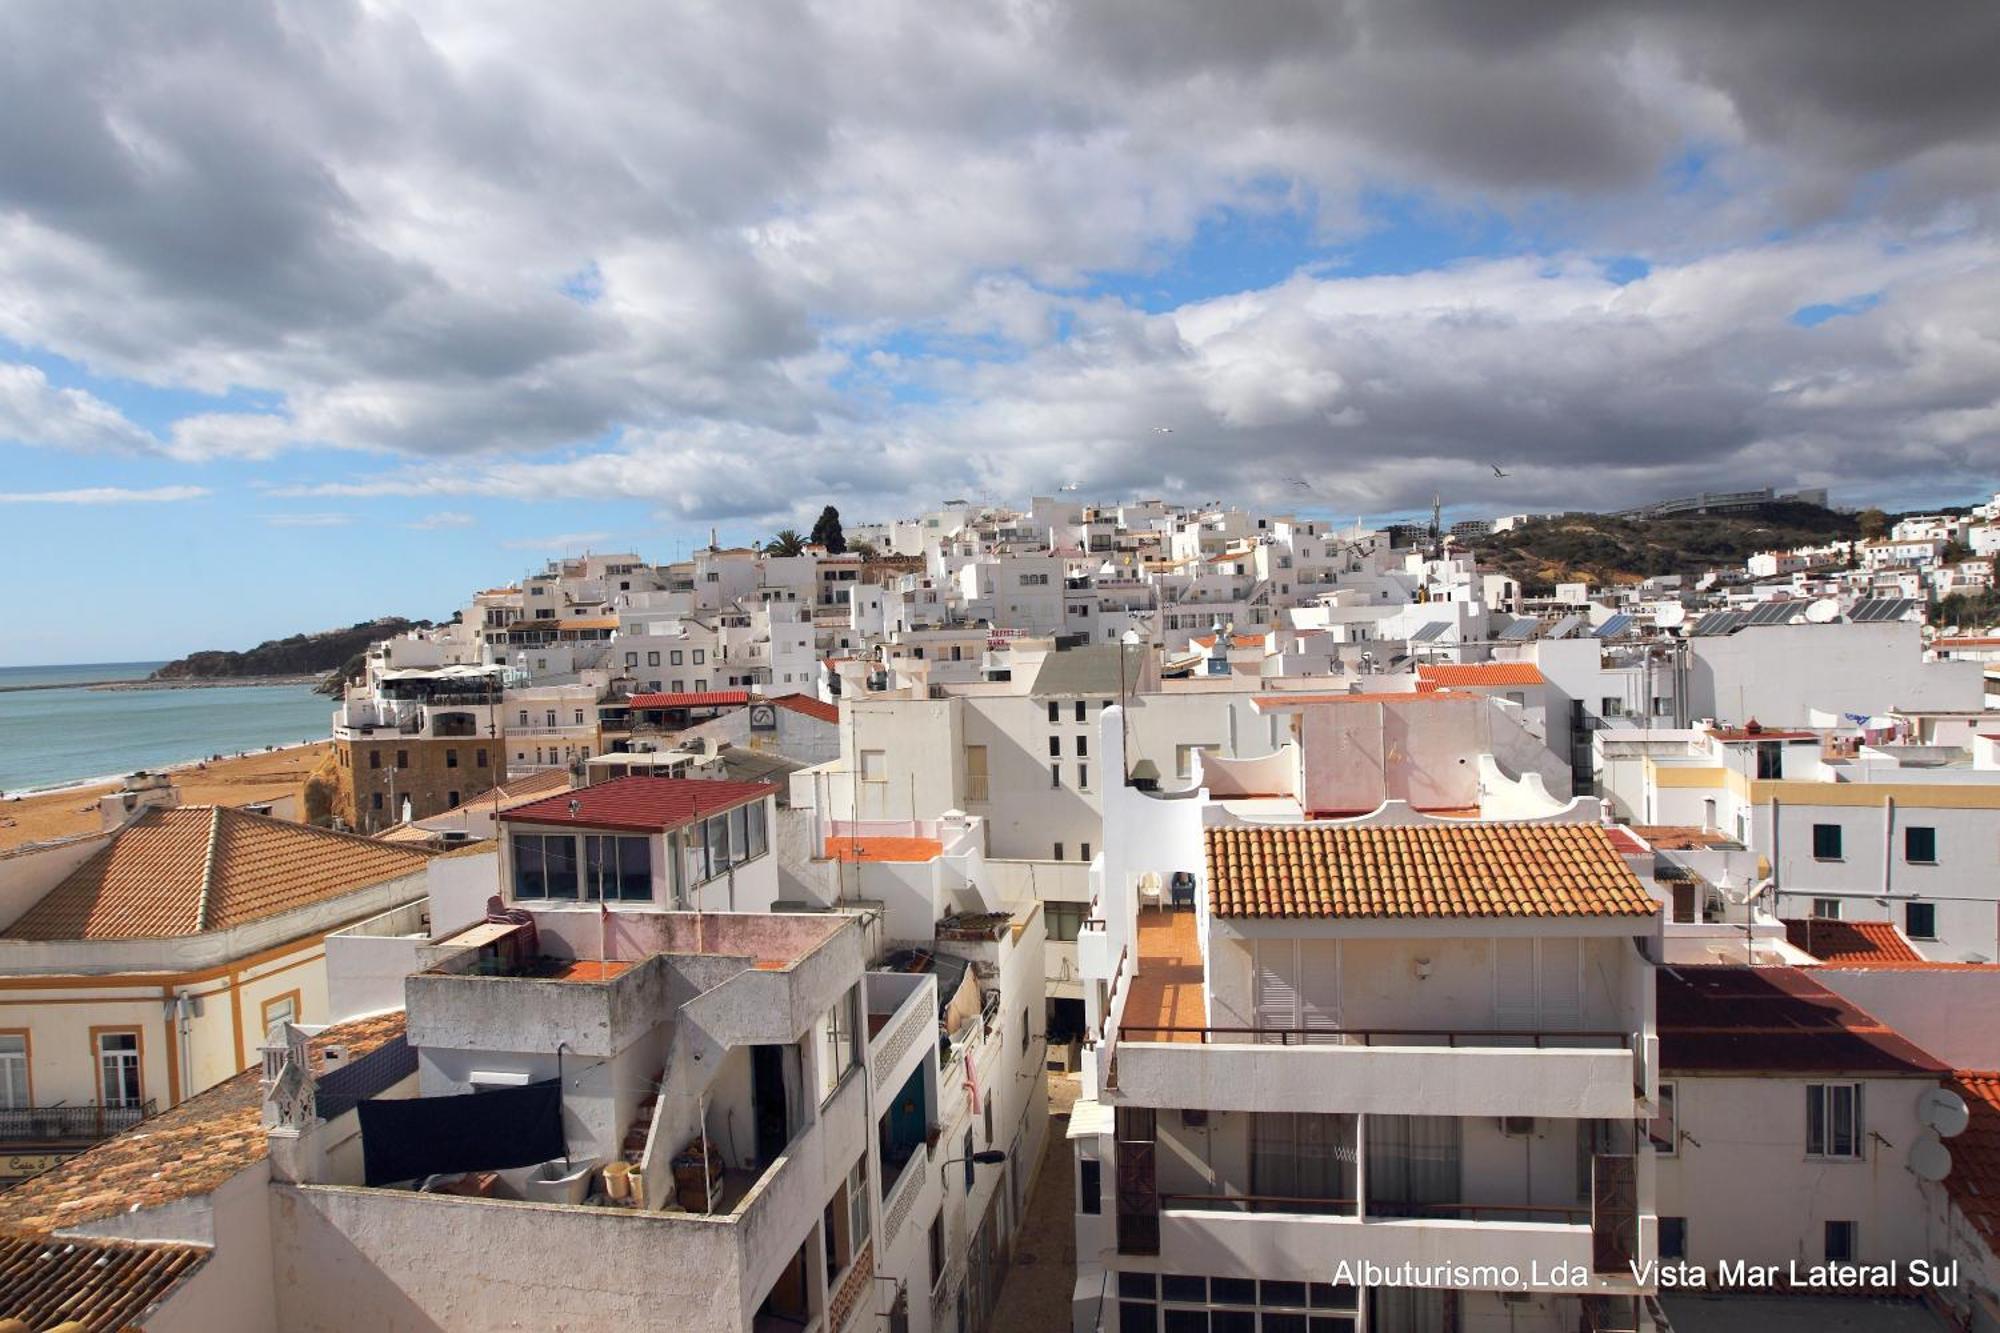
[623, 1071, 665, 1167]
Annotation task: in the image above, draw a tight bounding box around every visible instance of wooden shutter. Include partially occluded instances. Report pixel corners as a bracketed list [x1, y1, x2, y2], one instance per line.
[1539, 938, 1584, 1031]
[1298, 940, 1341, 1044]
[1254, 941, 1300, 1042]
[1493, 939, 1536, 1032]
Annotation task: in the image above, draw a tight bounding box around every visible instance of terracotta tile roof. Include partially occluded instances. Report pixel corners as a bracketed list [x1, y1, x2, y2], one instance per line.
[628, 690, 751, 710]
[0, 1011, 407, 1234]
[1783, 918, 1924, 964]
[0, 1230, 209, 1332]
[3, 808, 433, 942]
[498, 775, 772, 833]
[766, 692, 839, 724]
[1945, 1072, 2000, 1242]
[1415, 662, 1546, 688]
[1249, 690, 1453, 711]
[1656, 965, 1946, 1075]
[1205, 822, 1658, 919]
[436, 768, 571, 814]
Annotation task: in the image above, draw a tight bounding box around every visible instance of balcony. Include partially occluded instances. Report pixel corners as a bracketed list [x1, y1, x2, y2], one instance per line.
[0, 1101, 156, 1145]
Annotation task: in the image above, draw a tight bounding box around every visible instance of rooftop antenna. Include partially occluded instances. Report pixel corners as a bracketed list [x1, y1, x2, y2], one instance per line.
[1428, 493, 1444, 561]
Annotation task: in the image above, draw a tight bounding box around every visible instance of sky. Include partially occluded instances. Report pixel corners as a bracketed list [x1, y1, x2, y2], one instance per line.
[4, 0, 2000, 664]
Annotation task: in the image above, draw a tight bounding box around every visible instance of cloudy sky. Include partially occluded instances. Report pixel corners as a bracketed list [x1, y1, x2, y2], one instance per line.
[4, 0, 2000, 662]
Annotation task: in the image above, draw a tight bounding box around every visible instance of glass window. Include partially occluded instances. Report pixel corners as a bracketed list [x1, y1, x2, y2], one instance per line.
[1648, 1083, 1677, 1154]
[0, 1034, 28, 1110]
[262, 993, 298, 1034]
[1813, 823, 1843, 859]
[1047, 701, 1060, 724]
[1826, 1219, 1856, 1262]
[97, 1031, 141, 1108]
[1079, 1158, 1101, 1214]
[1046, 902, 1085, 942]
[585, 835, 653, 902]
[681, 827, 709, 889]
[746, 801, 768, 859]
[1074, 701, 1086, 723]
[1049, 735, 1062, 757]
[728, 805, 750, 865]
[1807, 1083, 1863, 1158]
[1906, 901, 1937, 940]
[1906, 826, 1937, 863]
[1660, 1217, 1688, 1260]
[1812, 897, 1842, 920]
[513, 833, 579, 900]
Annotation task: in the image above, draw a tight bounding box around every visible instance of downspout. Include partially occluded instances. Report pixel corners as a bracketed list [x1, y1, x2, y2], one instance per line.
[1882, 794, 1896, 905]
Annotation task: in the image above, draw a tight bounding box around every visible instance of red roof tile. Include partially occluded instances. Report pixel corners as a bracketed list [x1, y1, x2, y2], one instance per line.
[1946, 1072, 2000, 1241]
[767, 692, 839, 724]
[498, 775, 772, 832]
[1657, 965, 1946, 1075]
[0, 1230, 209, 1332]
[1205, 822, 1658, 919]
[1416, 662, 1546, 688]
[629, 690, 751, 710]
[1783, 918, 1924, 965]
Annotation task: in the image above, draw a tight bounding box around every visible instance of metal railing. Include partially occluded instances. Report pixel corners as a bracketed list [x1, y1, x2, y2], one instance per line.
[0, 1101, 156, 1142]
[1117, 1024, 1630, 1049]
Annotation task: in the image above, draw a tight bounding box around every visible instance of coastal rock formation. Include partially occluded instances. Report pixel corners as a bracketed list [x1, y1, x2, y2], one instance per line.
[151, 618, 426, 683]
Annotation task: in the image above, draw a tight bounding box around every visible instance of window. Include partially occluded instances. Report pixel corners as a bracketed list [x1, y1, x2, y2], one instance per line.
[1648, 1083, 1677, 1155]
[1812, 897, 1842, 920]
[1080, 842, 1091, 862]
[1047, 701, 1060, 723]
[1046, 902, 1085, 942]
[1906, 826, 1937, 864]
[670, 650, 684, 666]
[371, 792, 384, 811]
[447, 790, 459, 807]
[1076, 734, 1088, 757]
[1826, 1220, 1856, 1263]
[647, 651, 661, 667]
[626, 652, 639, 667]
[518, 710, 530, 726]
[1079, 1158, 1102, 1215]
[1807, 1083, 1863, 1158]
[1053, 842, 1064, 861]
[1906, 901, 1937, 940]
[574, 709, 584, 725]
[964, 745, 989, 803]
[1077, 763, 1089, 790]
[1050, 763, 1061, 789]
[476, 748, 488, 768]
[1756, 741, 1783, 779]
[693, 649, 705, 665]
[96, 1031, 142, 1108]
[983, 1090, 994, 1147]
[1601, 696, 1624, 717]
[396, 749, 409, 769]
[512, 832, 579, 900]
[846, 1156, 870, 1255]
[694, 679, 707, 692]
[1812, 823, 1843, 860]
[821, 987, 856, 1100]
[1020, 573, 1049, 586]
[369, 749, 381, 770]
[860, 750, 887, 783]
[446, 749, 459, 768]
[0, 1034, 29, 1110]
[1048, 735, 1062, 758]
[261, 991, 299, 1035]
[963, 1127, 975, 1188]
[1659, 1217, 1687, 1260]
[929, 1215, 946, 1290]
[584, 835, 653, 902]
[1074, 700, 1086, 723]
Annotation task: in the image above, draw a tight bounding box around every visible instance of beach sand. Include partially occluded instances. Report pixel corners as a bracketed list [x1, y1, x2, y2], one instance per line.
[0, 741, 333, 851]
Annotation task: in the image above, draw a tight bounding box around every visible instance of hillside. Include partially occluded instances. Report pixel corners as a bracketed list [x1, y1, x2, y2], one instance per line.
[1470, 502, 1860, 593]
[151, 618, 427, 682]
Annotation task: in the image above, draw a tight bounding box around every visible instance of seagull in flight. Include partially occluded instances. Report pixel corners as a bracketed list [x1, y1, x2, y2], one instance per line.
[1059, 481, 1080, 492]
[1490, 463, 1511, 478]
[1154, 425, 1174, 434]
[1283, 476, 1318, 494]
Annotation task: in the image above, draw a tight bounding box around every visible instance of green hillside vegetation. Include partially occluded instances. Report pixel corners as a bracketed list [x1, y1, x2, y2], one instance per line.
[151, 617, 428, 683]
[1470, 502, 1861, 594]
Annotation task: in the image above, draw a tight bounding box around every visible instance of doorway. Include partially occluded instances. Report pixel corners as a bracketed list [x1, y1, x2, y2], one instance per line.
[752, 1044, 791, 1167]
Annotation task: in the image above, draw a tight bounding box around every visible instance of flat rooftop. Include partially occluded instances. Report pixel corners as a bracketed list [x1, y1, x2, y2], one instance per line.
[1123, 909, 1204, 1042]
[824, 835, 944, 863]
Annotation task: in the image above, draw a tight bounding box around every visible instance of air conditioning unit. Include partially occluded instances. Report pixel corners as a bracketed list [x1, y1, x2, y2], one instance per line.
[1499, 1116, 1536, 1137]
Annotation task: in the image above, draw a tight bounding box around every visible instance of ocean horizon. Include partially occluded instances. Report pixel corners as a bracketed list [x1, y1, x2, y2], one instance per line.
[0, 660, 332, 795]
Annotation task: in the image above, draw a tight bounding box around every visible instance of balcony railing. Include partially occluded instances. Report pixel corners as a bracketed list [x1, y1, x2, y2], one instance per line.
[1118, 1025, 1630, 1049]
[0, 1101, 156, 1143]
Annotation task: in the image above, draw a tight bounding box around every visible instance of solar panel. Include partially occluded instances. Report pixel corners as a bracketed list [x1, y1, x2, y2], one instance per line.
[1497, 619, 1539, 640]
[1691, 611, 1744, 637]
[1545, 614, 1584, 640]
[1743, 600, 1796, 626]
[1850, 597, 1914, 623]
[1408, 621, 1450, 642]
[1593, 613, 1634, 639]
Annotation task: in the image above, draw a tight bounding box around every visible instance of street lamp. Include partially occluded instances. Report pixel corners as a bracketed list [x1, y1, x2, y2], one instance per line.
[939, 1148, 1007, 1188]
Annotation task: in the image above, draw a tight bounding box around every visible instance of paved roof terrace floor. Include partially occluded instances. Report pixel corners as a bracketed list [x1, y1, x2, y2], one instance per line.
[1124, 907, 1205, 1042]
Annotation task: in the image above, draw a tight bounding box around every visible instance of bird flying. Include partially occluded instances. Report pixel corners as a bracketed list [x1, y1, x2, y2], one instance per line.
[1490, 463, 1510, 478]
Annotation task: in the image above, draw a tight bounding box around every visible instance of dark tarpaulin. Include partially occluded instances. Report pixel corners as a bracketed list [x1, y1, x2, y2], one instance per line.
[358, 1078, 565, 1186]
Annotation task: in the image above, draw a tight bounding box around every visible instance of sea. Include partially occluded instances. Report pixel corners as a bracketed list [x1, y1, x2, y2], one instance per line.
[0, 661, 333, 795]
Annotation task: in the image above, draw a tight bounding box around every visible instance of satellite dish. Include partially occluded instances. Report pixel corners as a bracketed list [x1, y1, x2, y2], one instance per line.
[1805, 598, 1840, 624]
[1920, 1087, 1971, 1138]
[1656, 604, 1686, 629]
[1910, 1131, 1952, 1182]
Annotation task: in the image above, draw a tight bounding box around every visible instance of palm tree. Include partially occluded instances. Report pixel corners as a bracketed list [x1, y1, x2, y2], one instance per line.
[765, 529, 807, 557]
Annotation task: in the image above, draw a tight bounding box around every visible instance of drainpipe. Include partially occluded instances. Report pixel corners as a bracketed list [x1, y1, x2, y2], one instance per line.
[175, 992, 194, 1104]
[1882, 795, 1896, 904]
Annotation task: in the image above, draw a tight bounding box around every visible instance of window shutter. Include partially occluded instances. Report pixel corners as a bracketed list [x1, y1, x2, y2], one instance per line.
[1254, 941, 1300, 1040]
[1298, 940, 1341, 1043]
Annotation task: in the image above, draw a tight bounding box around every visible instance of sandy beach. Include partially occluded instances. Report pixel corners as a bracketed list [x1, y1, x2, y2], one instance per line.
[0, 740, 332, 851]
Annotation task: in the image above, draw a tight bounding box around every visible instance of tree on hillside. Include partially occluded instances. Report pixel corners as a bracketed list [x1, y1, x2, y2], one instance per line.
[811, 505, 846, 554]
[765, 529, 807, 557]
[1858, 507, 1889, 540]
